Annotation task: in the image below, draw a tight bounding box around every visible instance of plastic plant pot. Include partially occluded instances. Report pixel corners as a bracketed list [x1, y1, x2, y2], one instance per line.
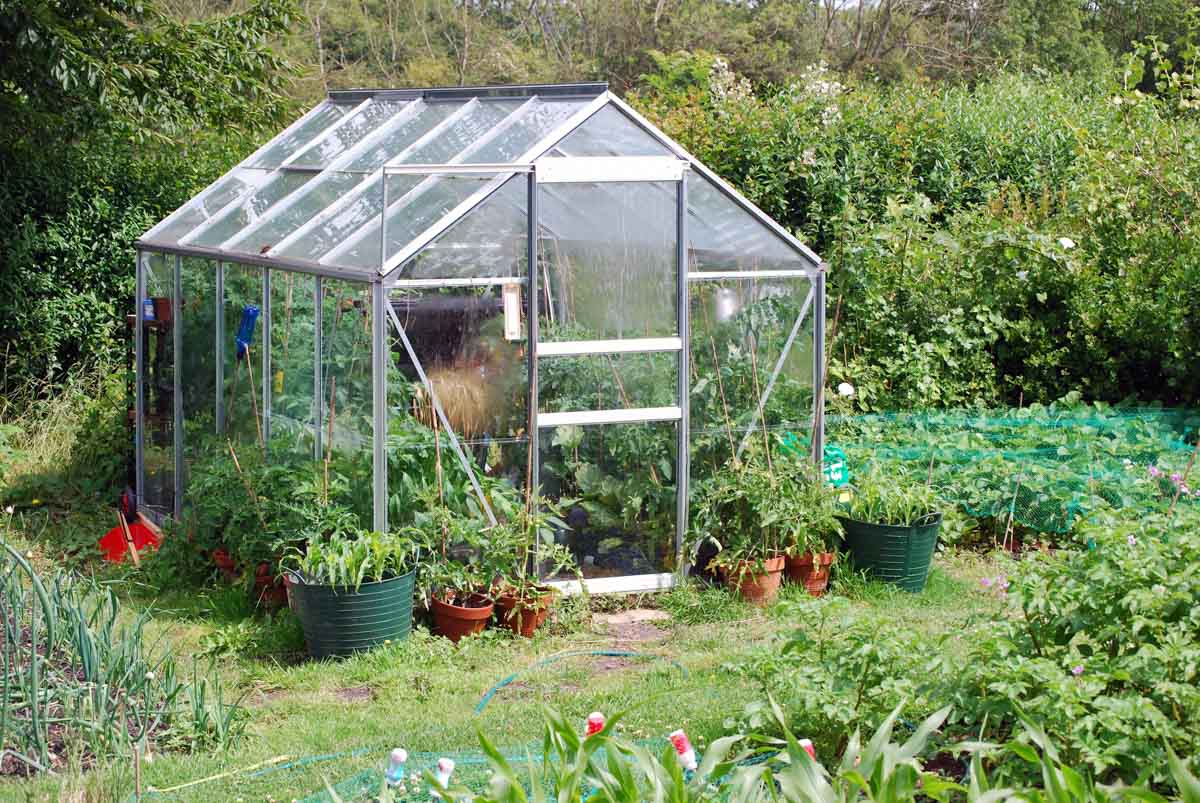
[288, 570, 416, 658]
[838, 513, 942, 593]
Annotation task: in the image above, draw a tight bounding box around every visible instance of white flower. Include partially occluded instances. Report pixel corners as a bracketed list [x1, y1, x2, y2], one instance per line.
[1058, 237, 1076, 250]
[144, 671, 155, 682]
[837, 382, 856, 398]
[1016, 270, 1029, 281]
[4, 506, 12, 515]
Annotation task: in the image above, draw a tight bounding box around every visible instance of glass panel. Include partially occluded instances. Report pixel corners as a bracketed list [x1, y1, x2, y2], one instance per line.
[141, 252, 175, 515]
[550, 104, 673, 157]
[179, 257, 219, 507]
[392, 100, 522, 165]
[248, 102, 349, 168]
[688, 277, 815, 479]
[269, 272, 318, 460]
[538, 352, 676, 414]
[393, 175, 527, 282]
[388, 285, 529, 524]
[537, 181, 678, 342]
[189, 171, 315, 248]
[539, 422, 677, 577]
[276, 174, 387, 264]
[220, 264, 265, 449]
[345, 102, 463, 170]
[149, 172, 257, 245]
[688, 173, 809, 273]
[464, 98, 586, 163]
[334, 174, 491, 270]
[289, 100, 410, 169]
[227, 171, 364, 256]
[319, 278, 374, 524]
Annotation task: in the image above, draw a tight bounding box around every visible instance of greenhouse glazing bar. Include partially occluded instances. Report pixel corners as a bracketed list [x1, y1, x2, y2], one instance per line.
[134, 250, 145, 507]
[526, 170, 539, 506]
[676, 172, 689, 569]
[173, 254, 183, 519]
[371, 281, 388, 532]
[215, 262, 225, 434]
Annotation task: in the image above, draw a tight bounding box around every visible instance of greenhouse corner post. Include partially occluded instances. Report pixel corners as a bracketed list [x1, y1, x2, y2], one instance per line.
[215, 262, 225, 435]
[676, 171, 689, 567]
[812, 265, 828, 466]
[262, 269, 272, 451]
[173, 254, 183, 519]
[527, 170, 539, 504]
[135, 251, 145, 506]
[313, 276, 323, 462]
[371, 279, 388, 533]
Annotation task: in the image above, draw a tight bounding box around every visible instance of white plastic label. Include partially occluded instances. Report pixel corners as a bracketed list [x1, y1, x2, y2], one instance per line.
[503, 282, 521, 341]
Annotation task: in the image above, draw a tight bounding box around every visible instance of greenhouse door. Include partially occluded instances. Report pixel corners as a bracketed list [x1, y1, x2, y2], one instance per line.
[533, 158, 688, 594]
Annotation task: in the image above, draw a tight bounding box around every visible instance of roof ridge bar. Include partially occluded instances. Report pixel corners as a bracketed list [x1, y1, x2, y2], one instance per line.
[604, 92, 823, 269]
[177, 98, 376, 247]
[258, 98, 475, 260]
[375, 92, 610, 279]
[221, 98, 428, 253]
[324, 96, 541, 269]
[141, 100, 341, 243]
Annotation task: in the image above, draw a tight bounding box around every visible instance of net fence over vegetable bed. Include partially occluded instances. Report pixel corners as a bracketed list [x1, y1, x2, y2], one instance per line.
[827, 406, 1200, 534]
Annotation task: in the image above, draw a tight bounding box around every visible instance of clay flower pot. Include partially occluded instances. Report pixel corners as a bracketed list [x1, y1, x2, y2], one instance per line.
[212, 547, 237, 581]
[726, 555, 786, 606]
[253, 563, 288, 611]
[494, 586, 555, 638]
[431, 592, 495, 643]
[786, 551, 835, 597]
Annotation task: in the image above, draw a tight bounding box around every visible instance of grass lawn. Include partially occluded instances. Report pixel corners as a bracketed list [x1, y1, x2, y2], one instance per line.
[1, 518, 1008, 803]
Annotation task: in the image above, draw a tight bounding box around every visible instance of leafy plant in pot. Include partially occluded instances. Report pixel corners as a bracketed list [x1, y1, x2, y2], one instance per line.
[838, 465, 941, 593]
[410, 496, 496, 643]
[783, 460, 844, 596]
[490, 495, 578, 637]
[690, 454, 799, 606]
[283, 529, 420, 658]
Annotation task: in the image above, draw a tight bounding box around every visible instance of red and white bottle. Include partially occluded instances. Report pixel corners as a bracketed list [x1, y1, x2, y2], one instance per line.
[799, 738, 816, 760]
[668, 729, 698, 772]
[431, 757, 455, 799]
[586, 711, 606, 737]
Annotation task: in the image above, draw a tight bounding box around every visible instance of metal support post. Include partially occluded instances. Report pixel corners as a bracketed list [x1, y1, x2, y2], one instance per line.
[371, 280, 388, 533]
[173, 254, 183, 519]
[135, 251, 146, 506]
[313, 276, 323, 461]
[262, 268, 272, 452]
[215, 261, 225, 434]
[675, 174, 689, 569]
[526, 170, 539, 502]
[812, 266, 827, 466]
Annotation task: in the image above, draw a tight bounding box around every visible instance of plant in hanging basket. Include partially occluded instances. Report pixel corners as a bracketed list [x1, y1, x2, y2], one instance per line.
[689, 452, 799, 606]
[282, 529, 422, 658]
[838, 465, 942, 593]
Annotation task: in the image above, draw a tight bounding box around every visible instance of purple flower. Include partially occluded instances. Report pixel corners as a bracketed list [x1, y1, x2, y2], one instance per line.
[980, 577, 993, 588]
[1071, 665, 1085, 676]
[1171, 472, 1183, 483]
[1127, 534, 1137, 546]
[1181, 484, 1191, 496]
[997, 575, 1010, 592]
[1148, 466, 1163, 478]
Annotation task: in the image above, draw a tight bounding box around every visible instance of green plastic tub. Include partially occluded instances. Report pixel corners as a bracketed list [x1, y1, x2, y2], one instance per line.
[288, 570, 415, 658]
[838, 513, 942, 593]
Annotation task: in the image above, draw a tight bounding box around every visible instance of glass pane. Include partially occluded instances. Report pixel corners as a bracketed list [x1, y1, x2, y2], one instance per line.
[538, 352, 676, 413]
[688, 277, 815, 478]
[248, 102, 350, 168]
[688, 173, 810, 272]
[141, 252, 175, 515]
[319, 278, 374, 524]
[179, 257, 218, 508]
[220, 264, 265, 449]
[393, 175, 528, 282]
[388, 285, 529, 524]
[149, 171, 257, 245]
[537, 181, 678, 342]
[346, 102, 463, 170]
[465, 98, 586, 163]
[289, 100, 411, 169]
[539, 421, 677, 577]
[392, 99, 522, 165]
[551, 104, 673, 157]
[269, 272, 318, 460]
[227, 171, 364, 257]
[276, 174, 387, 264]
[189, 172, 315, 248]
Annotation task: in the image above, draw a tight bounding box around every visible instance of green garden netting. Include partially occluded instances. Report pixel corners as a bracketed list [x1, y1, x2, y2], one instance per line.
[826, 406, 1200, 534]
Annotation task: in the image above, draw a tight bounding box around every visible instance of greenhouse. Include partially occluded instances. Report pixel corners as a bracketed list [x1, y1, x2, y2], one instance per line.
[134, 82, 826, 594]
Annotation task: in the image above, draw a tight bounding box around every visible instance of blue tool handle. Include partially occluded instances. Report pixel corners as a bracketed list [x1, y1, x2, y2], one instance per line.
[235, 304, 259, 359]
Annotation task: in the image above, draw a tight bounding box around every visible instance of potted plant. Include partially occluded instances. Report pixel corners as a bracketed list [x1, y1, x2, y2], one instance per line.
[283, 529, 421, 658]
[411, 499, 495, 643]
[783, 461, 844, 596]
[490, 496, 577, 637]
[838, 466, 941, 593]
[690, 456, 796, 606]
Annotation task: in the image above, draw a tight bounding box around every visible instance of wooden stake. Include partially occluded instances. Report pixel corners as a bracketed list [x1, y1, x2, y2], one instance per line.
[243, 345, 265, 451]
[118, 511, 141, 567]
[227, 439, 268, 533]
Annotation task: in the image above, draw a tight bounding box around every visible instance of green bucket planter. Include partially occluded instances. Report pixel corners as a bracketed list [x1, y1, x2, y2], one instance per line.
[287, 570, 415, 658]
[838, 512, 942, 593]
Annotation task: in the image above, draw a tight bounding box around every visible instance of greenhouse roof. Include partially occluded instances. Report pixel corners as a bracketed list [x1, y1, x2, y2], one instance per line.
[138, 82, 822, 283]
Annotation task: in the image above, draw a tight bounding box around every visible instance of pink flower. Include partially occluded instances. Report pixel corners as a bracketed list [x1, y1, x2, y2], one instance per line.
[1148, 466, 1163, 478]
[1181, 484, 1191, 496]
[1171, 472, 1182, 483]
[1127, 534, 1137, 546]
[1071, 665, 1085, 676]
[980, 577, 993, 588]
[997, 575, 1010, 592]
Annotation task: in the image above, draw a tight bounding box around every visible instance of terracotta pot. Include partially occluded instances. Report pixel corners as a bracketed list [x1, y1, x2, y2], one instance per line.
[494, 587, 554, 637]
[726, 555, 786, 606]
[431, 593, 495, 643]
[253, 563, 287, 611]
[786, 551, 836, 597]
[212, 547, 237, 581]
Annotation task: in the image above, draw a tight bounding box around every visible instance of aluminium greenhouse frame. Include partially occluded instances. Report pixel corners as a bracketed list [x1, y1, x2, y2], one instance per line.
[135, 82, 827, 594]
